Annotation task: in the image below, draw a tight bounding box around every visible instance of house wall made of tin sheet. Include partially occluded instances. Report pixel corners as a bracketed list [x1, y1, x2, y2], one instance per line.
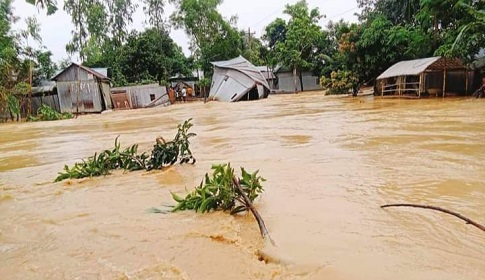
[111, 84, 167, 109]
[277, 71, 322, 92]
[57, 81, 103, 113]
[32, 93, 60, 113]
[55, 66, 105, 113]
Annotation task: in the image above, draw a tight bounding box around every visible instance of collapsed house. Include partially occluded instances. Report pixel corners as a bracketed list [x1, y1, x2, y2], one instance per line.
[376, 57, 472, 98]
[209, 56, 270, 102]
[110, 84, 170, 109]
[52, 63, 113, 113]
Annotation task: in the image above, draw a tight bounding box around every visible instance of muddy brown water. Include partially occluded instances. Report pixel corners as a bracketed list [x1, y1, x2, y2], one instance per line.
[0, 93, 484, 279]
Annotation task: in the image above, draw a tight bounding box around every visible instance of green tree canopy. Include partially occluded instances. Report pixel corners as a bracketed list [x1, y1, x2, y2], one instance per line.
[170, 0, 243, 74]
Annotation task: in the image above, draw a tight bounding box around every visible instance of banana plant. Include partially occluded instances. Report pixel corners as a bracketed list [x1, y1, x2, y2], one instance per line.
[452, 1, 485, 52]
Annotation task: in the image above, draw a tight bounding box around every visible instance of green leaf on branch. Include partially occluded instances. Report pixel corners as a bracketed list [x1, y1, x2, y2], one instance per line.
[55, 119, 197, 182]
[171, 163, 265, 215]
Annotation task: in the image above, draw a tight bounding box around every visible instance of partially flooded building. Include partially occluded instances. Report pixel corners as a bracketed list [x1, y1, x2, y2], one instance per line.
[52, 63, 113, 113]
[209, 56, 270, 102]
[376, 57, 472, 98]
[110, 84, 170, 109]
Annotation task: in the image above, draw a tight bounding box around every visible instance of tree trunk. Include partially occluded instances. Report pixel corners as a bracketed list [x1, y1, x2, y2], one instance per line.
[292, 67, 298, 93]
[299, 70, 304, 92]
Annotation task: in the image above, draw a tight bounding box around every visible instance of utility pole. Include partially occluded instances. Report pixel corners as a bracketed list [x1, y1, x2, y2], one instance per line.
[247, 27, 255, 55]
[29, 58, 32, 117]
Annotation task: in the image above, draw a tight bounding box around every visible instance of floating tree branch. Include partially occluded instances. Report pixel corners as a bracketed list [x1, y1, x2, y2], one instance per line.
[381, 203, 485, 232]
[55, 119, 196, 182]
[233, 177, 275, 245]
[171, 163, 274, 243]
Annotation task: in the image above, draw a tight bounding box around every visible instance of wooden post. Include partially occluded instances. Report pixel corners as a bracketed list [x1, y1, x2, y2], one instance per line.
[442, 59, 447, 98]
[381, 80, 384, 98]
[419, 74, 423, 98]
[401, 76, 408, 96]
[465, 69, 469, 95]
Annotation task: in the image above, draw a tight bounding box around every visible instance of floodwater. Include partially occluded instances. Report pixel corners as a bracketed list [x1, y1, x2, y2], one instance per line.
[0, 93, 484, 280]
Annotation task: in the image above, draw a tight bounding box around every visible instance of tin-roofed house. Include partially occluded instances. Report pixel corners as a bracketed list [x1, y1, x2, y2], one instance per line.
[52, 63, 113, 113]
[274, 66, 322, 93]
[376, 57, 472, 98]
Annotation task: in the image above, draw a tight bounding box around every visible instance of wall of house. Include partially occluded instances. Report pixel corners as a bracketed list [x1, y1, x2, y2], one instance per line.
[111, 84, 168, 108]
[276, 71, 321, 92]
[55, 66, 105, 113]
[424, 70, 473, 95]
[32, 92, 60, 113]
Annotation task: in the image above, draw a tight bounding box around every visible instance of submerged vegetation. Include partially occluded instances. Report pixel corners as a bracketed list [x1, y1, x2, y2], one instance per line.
[171, 163, 265, 214]
[55, 119, 196, 182]
[28, 104, 73, 122]
[170, 163, 273, 242]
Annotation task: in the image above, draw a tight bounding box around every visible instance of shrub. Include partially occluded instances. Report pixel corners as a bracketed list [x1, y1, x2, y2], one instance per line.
[320, 70, 358, 95]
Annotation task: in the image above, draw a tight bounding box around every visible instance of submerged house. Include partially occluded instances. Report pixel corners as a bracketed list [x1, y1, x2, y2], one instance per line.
[52, 63, 113, 113]
[376, 57, 471, 98]
[111, 84, 169, 109]
[209, 56, 270, 102]
[274, 67, 322, 93]
[31, 81, 60, 113]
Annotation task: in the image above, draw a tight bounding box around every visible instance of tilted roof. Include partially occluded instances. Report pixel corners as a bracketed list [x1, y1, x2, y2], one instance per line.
[377, 57, 466, 80]
[212, 56, 270, 89]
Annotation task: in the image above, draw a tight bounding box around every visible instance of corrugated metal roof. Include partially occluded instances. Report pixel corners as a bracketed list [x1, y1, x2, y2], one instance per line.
[91, 68, 108, 77]
[32, 84, 56, 95]
[377, 57, 466, 80]
[212, 56, 270, 89]
[52, 63, 110, 81]
[377, 57, 441, 80]
[255, 66, 276, 80]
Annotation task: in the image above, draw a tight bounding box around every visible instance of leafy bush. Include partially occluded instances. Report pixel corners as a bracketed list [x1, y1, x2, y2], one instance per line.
[171, 163, 265, 214]
[54, 137, 148, 182]
[320, 70, 358, 95]
[55, 119, 196, 182]
[28, 104, 73, 121]
[147, 119, 196, 170]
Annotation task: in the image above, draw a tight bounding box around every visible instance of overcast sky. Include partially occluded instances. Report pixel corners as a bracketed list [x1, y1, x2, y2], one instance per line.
[12, 0, 360, 63]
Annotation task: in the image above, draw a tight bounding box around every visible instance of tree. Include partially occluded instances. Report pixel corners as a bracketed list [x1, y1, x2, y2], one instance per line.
[83, 28, 190, 86]
[25, 0, 58, 15]
[357, 0, 421, 25]
[106, 0, 138, 47]
[262, 18, 287, 68]
[33, 50, 57, 85]
[143, 0, 167, 32]
[267, 0, 324, 92]
[449, 0, 485, 60]
[170, 0, 243, 74]
[118, 28, 190, 84]
[241, 31, 266, 66]
[64, 0, 91, 60]
[65, 0, 137, 60]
